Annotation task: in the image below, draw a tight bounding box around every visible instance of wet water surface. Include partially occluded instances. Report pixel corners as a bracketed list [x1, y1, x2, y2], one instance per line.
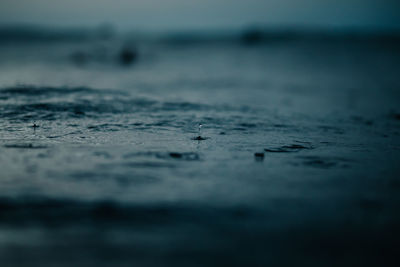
[0, 36, 400, 266]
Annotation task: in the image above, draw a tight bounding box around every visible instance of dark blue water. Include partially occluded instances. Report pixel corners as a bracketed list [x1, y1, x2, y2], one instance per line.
[1, 31, 400, 266]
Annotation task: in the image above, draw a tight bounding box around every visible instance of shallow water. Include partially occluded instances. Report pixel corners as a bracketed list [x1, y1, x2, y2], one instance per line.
[0, 35, 400, 266]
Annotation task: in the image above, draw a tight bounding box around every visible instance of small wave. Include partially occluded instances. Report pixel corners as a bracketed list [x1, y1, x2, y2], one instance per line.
[4, 143, 48, 149]
[123, 151, 201, 161]
[0, 86, 93, 96]
[0, 87, 232, 122]
[87, 123, 128, 131]
[158, 101, 211, 112]
[264, 144, 313, 153]
[1, 98, 154, 121]
[0, 85, 247, 125]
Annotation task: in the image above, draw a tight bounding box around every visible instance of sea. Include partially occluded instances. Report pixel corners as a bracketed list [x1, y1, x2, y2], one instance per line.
[0, 27, 400, 266]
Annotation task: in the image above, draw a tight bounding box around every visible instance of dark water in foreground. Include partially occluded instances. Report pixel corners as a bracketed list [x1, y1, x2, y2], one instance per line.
[0, 33, 400, 266]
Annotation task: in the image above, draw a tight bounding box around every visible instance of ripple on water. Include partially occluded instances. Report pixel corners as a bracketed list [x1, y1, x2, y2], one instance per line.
[0, 86, 239, 123]
[264, 143, 313, 153]
[3, 143, 48, 149]
[123, 151, 201, 161]
[295, 156, 352, 169]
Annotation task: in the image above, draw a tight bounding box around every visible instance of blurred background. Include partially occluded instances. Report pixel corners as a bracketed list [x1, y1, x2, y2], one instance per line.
[1, 0, 400, 31]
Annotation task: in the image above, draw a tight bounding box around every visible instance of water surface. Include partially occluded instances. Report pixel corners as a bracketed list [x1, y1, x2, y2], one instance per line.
[1, 33, 400, 266]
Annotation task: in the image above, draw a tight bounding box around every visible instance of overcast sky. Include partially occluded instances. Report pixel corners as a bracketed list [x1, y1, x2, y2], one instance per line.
[0, 0, 399, 31]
